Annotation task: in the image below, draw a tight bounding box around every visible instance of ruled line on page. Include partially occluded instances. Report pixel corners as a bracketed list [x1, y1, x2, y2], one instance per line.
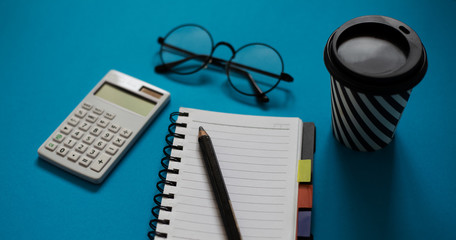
[176, 185, 286, 198]
[179, 192, 286, 206]
[174, 226, 222, 235]
[179, 202, 285, 214]
[182, 166, 288, 174]
[175, 216, 221, 226]
[186, 130, 290, 138]
[181, 173, 287, 186]
[176, 209, 219, 218]
[218, 159, 287, 167]
[183, 141, 290, 152]
[176, 208, 286, 223]
[182, 156, 288, 167]
[181, 163, 289, 175]
[181, 170, 288, 182]
[205, 137, 290, 145]
[183, 150, 289, 160]
[192, 120, 291, 131]
[182, 178, 286, 189]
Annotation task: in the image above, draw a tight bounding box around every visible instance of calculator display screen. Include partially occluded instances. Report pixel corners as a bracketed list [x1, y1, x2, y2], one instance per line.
[95, 82, 156, 116]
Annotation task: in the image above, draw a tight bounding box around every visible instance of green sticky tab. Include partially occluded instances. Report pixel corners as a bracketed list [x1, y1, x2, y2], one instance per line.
[297, 159, 312, 182]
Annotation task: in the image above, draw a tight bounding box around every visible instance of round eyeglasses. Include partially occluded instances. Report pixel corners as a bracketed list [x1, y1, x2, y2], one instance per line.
[155, 24, 293, 102]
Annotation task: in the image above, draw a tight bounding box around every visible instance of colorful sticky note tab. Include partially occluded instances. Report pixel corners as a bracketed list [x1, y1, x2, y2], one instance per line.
[297, 210, 312, 237]
[298, 184, 313, 208]
[297, 159, 312, 182]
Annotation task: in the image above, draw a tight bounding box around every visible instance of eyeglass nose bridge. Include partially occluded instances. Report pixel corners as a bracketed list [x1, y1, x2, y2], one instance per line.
[204, 41, 236, 69]
[213, 41, 236, 57]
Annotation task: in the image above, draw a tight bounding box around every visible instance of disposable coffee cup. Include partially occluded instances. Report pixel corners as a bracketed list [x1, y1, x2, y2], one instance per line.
[324, 15, 428, 151]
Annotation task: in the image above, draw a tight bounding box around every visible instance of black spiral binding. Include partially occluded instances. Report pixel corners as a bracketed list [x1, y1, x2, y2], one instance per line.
[148, 111, 189, 239]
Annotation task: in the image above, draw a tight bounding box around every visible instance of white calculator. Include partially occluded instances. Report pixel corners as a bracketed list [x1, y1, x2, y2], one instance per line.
[38, 70, 170, 183]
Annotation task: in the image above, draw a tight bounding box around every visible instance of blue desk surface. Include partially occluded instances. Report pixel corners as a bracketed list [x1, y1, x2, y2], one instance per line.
[1, 0, 455, 239]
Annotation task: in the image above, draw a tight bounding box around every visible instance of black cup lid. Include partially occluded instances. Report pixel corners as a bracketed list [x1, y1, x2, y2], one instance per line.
[324, 15, 428, 94]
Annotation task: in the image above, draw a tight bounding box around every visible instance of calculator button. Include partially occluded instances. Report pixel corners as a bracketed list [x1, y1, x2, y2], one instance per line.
[82, 135, 95, 145]
[56, 146, 69, 157]
[87, 148, 100, 158]
[75, 108, 87, 118]
[53, 133, 65, 143]
[106, 144, 118, 155]
[94, 140, 107, 150]
[101, 131, 114, 142]
[82, 102, 93, 110]
[67, 151, 80, 162]
[89, 126, 102, 136]
[63, 138, 77, 148]
[86, 114, 98, 123]
[78, 122, 91, 131]
[45, 141, 57, 151]
[96, 118, 109, 128]
[112, 136, 125, 147]
[60, 124, 73, 135]
[93, 107, 104, 115]
[68, 117, 80, 126]
[120, 129, 132, 138]
[108, 124, 120, 133]
[90, 153, 111, 172]
[104, 112, 116, 120]
[79, 157, 92, 167]
[75, 143, 88, 153]
[71, 130, 84, 140]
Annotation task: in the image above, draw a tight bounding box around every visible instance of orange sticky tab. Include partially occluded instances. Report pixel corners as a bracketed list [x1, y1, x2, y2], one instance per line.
[297, 184, 313, 208]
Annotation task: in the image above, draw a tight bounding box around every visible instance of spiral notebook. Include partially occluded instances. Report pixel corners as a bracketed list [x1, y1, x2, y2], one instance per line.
[149, 107, 315, 240]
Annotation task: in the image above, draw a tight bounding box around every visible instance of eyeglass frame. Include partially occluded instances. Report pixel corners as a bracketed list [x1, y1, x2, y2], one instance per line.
[155, 24, 293, 102]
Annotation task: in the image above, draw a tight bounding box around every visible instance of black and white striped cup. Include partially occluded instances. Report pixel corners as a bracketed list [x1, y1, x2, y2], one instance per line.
[324, 16, 428, 151]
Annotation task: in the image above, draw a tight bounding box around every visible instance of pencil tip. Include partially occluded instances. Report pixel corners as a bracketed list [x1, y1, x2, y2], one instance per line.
[198, 126, 207, 137]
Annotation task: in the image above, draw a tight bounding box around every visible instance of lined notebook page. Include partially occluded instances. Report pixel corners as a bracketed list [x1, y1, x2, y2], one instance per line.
[157, 108, 302, 240]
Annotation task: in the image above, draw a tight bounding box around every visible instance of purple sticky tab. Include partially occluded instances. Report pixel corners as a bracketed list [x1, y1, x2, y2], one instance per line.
[297, 210, 311, 237]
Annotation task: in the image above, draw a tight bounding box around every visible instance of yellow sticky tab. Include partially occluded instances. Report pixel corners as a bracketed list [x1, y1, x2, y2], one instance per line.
[297, 159, 312, 182]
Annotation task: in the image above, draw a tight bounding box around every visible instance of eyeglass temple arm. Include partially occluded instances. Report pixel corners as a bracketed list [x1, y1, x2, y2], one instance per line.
[155, 55, 204, 72]
[243, 72, 269, 102]
[156, 38, 294, 82]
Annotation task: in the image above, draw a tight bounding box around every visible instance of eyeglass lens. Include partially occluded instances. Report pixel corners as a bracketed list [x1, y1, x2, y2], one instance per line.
[227, 44, 283, 96]
[160, 25, 213, 74]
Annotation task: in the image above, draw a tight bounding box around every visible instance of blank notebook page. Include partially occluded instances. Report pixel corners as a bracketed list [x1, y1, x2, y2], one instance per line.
[156, 107, 302, 240]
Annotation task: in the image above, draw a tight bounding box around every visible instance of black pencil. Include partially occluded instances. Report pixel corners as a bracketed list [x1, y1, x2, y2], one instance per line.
[198, 126, 242, 240]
